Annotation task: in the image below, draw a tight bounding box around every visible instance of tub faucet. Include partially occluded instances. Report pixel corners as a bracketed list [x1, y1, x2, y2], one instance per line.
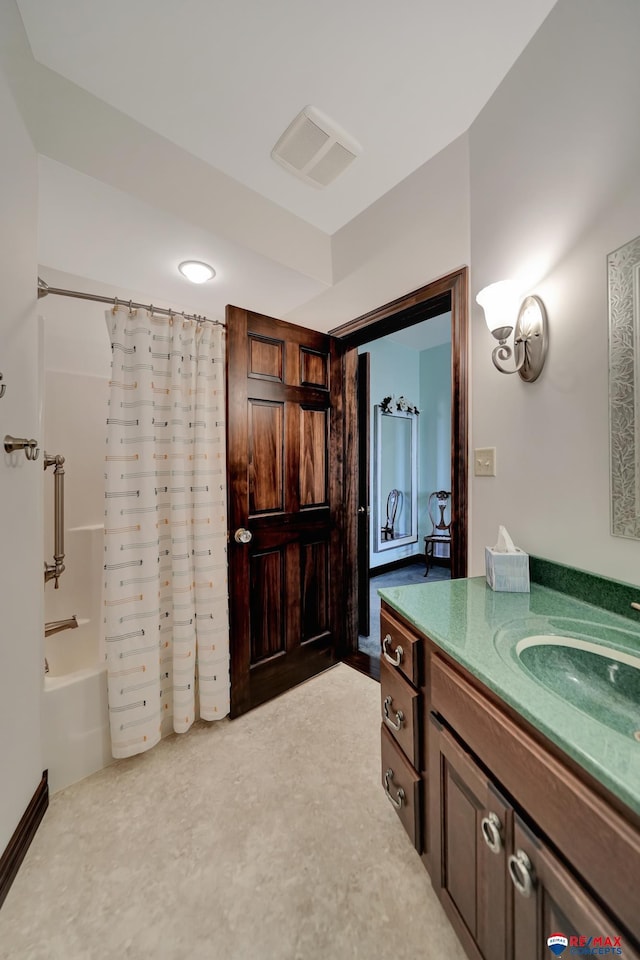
[44, 615, 78, 637]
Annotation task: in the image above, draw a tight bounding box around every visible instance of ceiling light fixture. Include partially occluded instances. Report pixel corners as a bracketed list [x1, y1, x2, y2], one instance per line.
[178, 261, 216, 284]
[476, 280, 548, 382]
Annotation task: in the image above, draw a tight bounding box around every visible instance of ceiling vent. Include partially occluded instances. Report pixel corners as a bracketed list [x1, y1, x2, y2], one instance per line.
[271, 105, 361, 188]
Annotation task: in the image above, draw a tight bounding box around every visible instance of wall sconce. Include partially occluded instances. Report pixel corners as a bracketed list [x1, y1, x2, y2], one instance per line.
[476, 280, 548, 382]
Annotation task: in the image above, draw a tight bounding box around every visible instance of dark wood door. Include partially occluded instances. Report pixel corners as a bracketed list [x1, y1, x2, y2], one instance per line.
[226, 306, 344, 717]
[511, 815, 640, 959]
[429, 715, 511, 960]
[357, 351, 370, 636]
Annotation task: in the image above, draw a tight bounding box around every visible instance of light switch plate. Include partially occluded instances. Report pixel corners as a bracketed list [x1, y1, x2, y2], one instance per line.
[474, 447, 496, 477]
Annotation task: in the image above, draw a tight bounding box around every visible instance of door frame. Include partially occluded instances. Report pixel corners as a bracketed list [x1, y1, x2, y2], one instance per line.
[330, 266, 469, 673]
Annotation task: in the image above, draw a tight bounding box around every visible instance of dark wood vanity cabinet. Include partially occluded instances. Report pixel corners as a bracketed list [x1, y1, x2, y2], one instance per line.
[379, 602, 640, 959]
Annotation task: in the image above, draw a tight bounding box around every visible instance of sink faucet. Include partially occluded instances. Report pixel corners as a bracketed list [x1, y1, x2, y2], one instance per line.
[44, 616, 78, 637]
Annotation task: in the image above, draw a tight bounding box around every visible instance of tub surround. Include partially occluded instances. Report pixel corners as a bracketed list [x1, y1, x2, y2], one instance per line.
[378, 574, 640, 817]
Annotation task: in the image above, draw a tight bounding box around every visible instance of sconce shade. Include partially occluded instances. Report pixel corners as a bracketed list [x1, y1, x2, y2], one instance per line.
[476, 280, 521, 341]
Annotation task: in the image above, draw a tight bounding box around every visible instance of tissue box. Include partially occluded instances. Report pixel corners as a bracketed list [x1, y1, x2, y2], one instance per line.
[485, 546, 530, 592]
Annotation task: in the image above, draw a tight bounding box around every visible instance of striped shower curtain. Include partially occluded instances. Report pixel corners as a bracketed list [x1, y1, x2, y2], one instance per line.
[103, 307, 229, 759]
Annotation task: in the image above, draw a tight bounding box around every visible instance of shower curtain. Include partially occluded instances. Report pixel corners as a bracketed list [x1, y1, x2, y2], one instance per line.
[104, 307, 229, 759]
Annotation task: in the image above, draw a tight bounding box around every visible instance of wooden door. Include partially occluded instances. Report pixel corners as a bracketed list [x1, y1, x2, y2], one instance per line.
[226, 306, 344, 717]
[511, 816, 640, 959]
[429, 715, 511, 960]
[357, 351, 370, 636]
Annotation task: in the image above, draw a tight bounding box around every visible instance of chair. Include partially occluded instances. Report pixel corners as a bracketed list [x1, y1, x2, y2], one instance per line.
[381, 488, 402, 541]
[424, 490, 452, 576]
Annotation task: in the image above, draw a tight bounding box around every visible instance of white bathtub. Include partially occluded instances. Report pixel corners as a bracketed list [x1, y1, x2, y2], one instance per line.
[43, 663, 112, 794]
[42, 525, 113, 793]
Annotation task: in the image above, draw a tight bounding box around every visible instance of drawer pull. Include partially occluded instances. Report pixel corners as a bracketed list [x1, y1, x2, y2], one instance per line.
[480, 812, 503, 854]
[382, 634, 403, 666]
[384, 768, 405, 809]
[383, 695, 404, 732]
[508, 849, 535, 897]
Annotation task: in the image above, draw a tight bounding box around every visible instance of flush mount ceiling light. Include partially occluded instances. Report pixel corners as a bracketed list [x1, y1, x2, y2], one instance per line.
[178, 261, 216, 284]
[271, 105, 361, 188]
[476, 280, 548, 382]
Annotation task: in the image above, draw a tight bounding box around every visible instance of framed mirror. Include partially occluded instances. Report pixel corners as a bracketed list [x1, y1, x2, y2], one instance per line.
[608, 233, 640, 539]
[374, 404, 418, 552]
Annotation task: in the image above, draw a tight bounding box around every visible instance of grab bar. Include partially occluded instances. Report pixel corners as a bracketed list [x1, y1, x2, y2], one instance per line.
[44, 452, 65, 588]
[44, 616, 78, 637]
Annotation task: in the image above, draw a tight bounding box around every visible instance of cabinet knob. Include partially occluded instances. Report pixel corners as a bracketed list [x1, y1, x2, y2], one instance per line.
[508, 849, 535, 897]
[480, 812, 503, 854]
[382, 634, 403, 666]
[383, 695, 404, 732]
[383, 768, 405, 809]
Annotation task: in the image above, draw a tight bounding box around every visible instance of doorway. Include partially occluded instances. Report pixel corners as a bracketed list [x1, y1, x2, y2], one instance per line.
[357, 311, 453, 660]
[330, 267, 468, 679]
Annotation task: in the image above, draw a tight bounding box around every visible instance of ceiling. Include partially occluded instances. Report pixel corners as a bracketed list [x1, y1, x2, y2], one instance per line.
[17, 0, 557, 234]
[8, 0, 558, 330]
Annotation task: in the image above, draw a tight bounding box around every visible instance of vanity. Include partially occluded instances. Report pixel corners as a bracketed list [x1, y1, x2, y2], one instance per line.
[378, 574, 640, 959]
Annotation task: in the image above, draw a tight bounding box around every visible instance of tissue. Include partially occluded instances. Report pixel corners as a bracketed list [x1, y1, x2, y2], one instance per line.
[485, 526, 530, 592]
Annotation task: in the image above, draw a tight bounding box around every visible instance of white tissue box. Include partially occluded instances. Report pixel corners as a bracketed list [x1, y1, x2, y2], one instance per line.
[485, 547, 530, 592]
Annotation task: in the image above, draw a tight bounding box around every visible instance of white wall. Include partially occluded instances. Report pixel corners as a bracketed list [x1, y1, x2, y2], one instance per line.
[469, 0, 640, 585]
[0, 60, 43, 850]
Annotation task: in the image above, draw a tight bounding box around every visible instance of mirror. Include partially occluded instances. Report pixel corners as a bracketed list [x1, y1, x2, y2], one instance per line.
[608, 233, 640, 539]
[374, 405, 418, 552]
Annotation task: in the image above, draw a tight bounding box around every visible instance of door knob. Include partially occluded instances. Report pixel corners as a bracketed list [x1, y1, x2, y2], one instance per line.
[234, 527, 253, 544]
[358, 506, 365, 514]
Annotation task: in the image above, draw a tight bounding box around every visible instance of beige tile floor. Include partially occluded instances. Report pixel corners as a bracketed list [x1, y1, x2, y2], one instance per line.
[0, 664, 466, 960]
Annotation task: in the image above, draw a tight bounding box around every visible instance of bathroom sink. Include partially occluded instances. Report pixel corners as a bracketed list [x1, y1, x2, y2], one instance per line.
[514, 635, 640, 739]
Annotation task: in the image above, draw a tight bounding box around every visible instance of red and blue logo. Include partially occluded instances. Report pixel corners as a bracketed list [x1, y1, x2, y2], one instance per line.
[547, 934, 569, 956]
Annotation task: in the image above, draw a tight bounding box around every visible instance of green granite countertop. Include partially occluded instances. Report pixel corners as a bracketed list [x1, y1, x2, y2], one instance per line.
[378, 577, 640, 817]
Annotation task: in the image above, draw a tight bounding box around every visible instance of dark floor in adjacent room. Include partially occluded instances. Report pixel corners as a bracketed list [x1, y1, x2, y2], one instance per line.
[358, 560, 450, 659]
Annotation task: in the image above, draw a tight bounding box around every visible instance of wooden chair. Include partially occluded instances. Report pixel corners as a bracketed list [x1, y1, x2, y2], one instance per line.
[381, 488, 402, 541]
[424, 490, 452, 576]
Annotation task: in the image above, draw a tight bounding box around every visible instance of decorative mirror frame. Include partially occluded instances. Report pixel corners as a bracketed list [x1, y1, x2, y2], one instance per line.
[374, 405, 418, 553]
[608, 233, 640, 539]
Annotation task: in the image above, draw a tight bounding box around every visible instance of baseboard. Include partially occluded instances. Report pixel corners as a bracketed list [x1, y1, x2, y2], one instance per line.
[369, 554, 424, 577]
[0, 771, 49, 909]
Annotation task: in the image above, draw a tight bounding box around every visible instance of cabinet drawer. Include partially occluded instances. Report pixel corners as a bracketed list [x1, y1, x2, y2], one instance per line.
[380, 609, 421, 687]
[380, 657, 420, 768]
[381, 724, 422, 852]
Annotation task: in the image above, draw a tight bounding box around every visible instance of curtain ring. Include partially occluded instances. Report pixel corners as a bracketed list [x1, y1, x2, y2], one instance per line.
[112, 296, 119, 315]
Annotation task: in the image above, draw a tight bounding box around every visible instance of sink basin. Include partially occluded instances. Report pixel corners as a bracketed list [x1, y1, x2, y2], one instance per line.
[514, 635, 640, 739]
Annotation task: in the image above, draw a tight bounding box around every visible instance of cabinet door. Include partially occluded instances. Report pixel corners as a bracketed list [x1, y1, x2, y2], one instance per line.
[510, 816, 640, 960]
[429, 715, 511, 960]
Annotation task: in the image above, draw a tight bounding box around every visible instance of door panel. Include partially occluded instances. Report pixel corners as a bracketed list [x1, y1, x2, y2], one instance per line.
[301, 539, 330, 641]
[300, 407, 328, 506]
[249, 549, 285, 663]
[227, 306, 342, 716]
[248, 400, 284, 513]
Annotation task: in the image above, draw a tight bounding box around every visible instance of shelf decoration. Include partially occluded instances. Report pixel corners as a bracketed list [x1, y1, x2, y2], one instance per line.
[380, 395, 419, 415]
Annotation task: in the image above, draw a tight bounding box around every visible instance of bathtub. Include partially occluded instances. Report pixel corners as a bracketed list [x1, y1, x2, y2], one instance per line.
[43, 663, 112, 794]
[42, 525, 113, 793]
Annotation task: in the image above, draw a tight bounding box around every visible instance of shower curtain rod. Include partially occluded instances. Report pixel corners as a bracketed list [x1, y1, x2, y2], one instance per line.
[36, 278, 223, 326]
